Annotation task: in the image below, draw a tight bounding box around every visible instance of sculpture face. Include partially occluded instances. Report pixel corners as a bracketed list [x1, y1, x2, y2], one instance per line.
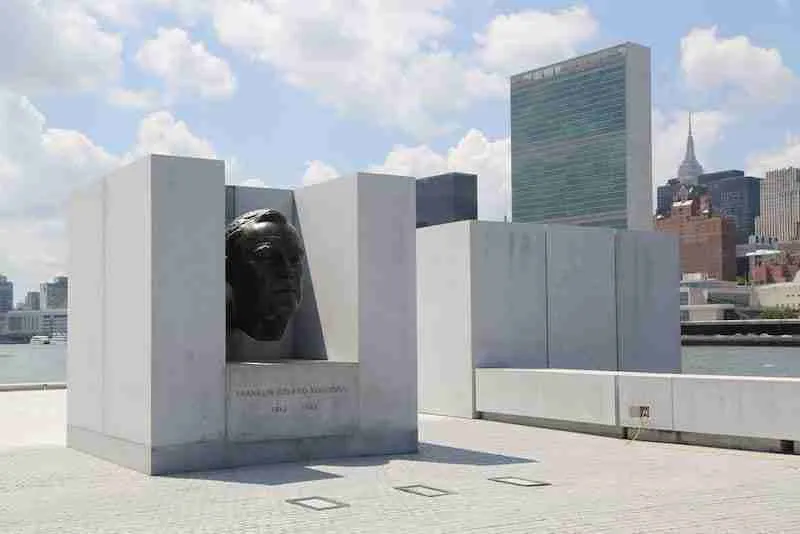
[226, 209, 305, 341]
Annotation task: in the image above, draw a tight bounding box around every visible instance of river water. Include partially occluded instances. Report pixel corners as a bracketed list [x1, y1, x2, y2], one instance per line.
[0, 344, 66, 384]
[0, 343, 799, 385]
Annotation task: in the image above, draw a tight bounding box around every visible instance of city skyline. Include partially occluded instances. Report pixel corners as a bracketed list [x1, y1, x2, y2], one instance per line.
[0, 274, 68, 311]
[1, 1, 799, 295]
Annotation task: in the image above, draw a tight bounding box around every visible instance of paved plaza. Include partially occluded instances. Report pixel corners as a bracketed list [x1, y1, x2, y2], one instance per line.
[1, 390, 799, 533]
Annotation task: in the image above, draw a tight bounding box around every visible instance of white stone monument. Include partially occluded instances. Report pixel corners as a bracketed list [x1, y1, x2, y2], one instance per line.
[68, 155, 417, 474]
[417, 220, 680, 418]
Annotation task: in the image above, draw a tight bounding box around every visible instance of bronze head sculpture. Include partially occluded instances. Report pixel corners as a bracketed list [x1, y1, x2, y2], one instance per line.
[226, 209, 305, 342]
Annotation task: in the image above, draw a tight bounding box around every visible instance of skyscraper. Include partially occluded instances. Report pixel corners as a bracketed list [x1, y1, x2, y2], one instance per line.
[416, 172, 478, 228]
[510, 43, 652, 230]
[40, 276, 68, 310]
[23, 291, 41, 311]
[676, 114, 704, 184]
[755, 167, 800, 242]
[698, 170, 760, 244]
[656, 178, 680, 217]
[656, 114, 705, 217]
[0, 275, 12, 313]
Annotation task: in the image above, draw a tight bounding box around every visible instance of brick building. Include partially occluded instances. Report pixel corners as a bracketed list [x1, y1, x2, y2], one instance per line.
[655, 186, 737, 281]
[750, 241, 800, 284]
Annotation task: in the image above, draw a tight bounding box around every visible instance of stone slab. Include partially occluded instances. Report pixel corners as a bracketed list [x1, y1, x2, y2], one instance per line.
[226, 185, 295, 225]
[68, 423, 418, 475]
[470, 222, 548, 368]
[93, 157, 153, 444]
[546, 225, 618, 370]
[416, 222, 473, 418]
[295, 173, 418, 441]
[68, 155, 227, 460]
[615, 230, 680, 372]
[67, 424, 151, 474]
[66, 179, 105, 433]
[149, 155, 226, 448]
[475, 368, 618, 426]
[617, 372, 674, 430]
[293, 177, 359, 361]
[227, 362, 358, 441]
[672, 374, 800, 441]
[353, 174, 418, 435]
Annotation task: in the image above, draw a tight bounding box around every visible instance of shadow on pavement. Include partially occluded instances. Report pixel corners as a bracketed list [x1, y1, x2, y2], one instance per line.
[167, 442, 534, 487]
[320, 442, 536, 467]
[170, 463, 342, 486]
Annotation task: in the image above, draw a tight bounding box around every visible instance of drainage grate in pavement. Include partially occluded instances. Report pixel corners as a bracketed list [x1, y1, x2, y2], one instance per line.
[394, 484, 453, 497]
[489, 476, 551, 488]
[286, 497, 350, 511]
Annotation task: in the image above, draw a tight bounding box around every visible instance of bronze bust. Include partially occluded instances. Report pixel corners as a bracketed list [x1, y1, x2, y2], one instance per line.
[226, 209, 305, 342]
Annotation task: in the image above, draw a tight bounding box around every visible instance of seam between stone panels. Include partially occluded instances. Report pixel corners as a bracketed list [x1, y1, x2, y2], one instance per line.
[100, 174, 108, 437]
[355, 175, 362, 362]
[147, 156, 154, 448]
[468, 222, 476, 417]
[544, 226, 550, 369]
[614, 231, 622, 373]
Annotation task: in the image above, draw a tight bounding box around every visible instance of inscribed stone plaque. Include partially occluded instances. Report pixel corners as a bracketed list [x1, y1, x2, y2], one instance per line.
[227, 361, 358, 441]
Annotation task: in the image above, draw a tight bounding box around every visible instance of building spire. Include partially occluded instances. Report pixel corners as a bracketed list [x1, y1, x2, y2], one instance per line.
[685, 113, 697, 161]
[677, 111, 704, 184]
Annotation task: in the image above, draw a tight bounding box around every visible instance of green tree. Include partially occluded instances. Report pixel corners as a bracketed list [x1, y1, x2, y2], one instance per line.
[759, 307, 799, 319]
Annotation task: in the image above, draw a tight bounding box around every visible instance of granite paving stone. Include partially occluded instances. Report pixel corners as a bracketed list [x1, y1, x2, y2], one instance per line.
[1, 391, 798, 533]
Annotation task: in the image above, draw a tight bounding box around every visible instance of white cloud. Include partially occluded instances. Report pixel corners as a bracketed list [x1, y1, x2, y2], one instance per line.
[0, 91, 118, 218]
[136, 28, 236, 101]
[652, 108, 730, 192]
[681, 26, 797, 104]
[237, 178, 268, 188]
[74, 0, 140, 26]
[127, 110, 217, 160]
[211, 0, 462, 136]
[370, 145, 447, 177]
[0, 94, 216, 215]
[74, 0, 213, 26]
[308, 129, 509, 220]
[0, 0, 122, 93]
[303, 160, 340, 185]
[107, 88, 161, 109]
[0, 91, 219, 295]
[746, 133, 800, 176]
[39, 0, 595, 137]
[474, 6, 598, 76]
[43, 129, 119, 178]
[447, 130, 509, 220]
[211, 1, 594, 137]
[144, 0, 213, 24]
[0, 90, 120, 295]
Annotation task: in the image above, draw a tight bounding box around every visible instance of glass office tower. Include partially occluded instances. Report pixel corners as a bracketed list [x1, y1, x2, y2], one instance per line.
[698, 170, 761, 244]
[510, 43, 652, 230]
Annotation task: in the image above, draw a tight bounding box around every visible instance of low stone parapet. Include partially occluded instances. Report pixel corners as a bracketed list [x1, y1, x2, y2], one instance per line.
[475, 368, 800, 454]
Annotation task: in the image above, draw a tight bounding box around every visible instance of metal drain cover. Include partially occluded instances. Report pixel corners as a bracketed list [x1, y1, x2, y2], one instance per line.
[286, 497, 349, 511]
[395, 484, 452, 497]
[489, 476, 551, 487]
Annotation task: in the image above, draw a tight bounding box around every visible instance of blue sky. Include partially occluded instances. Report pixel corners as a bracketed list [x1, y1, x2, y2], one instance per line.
[1, 0, 799, 296]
